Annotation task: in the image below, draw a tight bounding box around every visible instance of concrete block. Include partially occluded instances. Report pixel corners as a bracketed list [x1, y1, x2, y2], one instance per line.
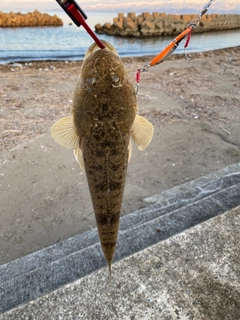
[127, 12, 136, 19]
[159, 12, 167, 18]
[117, 30, 128, 37]
[155, 20, 163, 29]
[141, 20, 155, 30]
[137, 16, 144, 24]
[118, 13, 124, 19]
[123, 16, 132, 28]
[113, 18, 123, 30]
[168, 14, 181, 22]
[103, 22, 111, 30]
[94, 23, 102, 31]
[126, 19, 137, 29]
[142, 12, 151, 19]
[129, 31, 141, 37]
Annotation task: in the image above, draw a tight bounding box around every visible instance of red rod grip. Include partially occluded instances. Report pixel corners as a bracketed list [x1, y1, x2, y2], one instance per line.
[67, 4, 105, 49]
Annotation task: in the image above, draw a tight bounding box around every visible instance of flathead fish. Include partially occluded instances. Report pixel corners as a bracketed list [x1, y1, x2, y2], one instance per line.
[51, 40, 154, 272]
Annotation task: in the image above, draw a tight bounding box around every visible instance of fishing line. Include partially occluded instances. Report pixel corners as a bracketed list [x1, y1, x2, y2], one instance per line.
[135, 0, 216, 93]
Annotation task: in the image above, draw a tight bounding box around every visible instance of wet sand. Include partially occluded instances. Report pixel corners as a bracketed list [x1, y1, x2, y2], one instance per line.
[0, 46, 240, 265]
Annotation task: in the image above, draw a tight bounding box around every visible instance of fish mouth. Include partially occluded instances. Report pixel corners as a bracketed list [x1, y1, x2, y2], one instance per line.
[84, 40, 119, 61]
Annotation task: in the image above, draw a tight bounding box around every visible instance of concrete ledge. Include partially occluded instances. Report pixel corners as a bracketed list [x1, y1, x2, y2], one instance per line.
[1, 162, 240, 313]
[1, 206, 239, 319]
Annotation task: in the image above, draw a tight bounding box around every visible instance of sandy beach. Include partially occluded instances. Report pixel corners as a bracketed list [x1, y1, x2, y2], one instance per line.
[0, 46, 240, 265]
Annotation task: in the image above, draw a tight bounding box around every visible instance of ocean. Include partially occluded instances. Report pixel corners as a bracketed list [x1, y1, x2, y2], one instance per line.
[0, 10, 240, 64]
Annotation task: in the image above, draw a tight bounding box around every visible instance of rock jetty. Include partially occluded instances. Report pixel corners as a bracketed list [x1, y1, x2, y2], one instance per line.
[95, 12, 240, 37]
[0, 10, 63, 27]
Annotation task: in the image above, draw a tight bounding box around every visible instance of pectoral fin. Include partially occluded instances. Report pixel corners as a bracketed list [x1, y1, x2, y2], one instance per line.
[128, 140, 132, 163]
[51, 116, 80, 150]
[73, 148, 85, 172]
[130, 115, 154, 150]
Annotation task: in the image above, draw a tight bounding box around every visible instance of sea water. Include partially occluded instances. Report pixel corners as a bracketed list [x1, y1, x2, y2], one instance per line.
[0, 11, 240, 64]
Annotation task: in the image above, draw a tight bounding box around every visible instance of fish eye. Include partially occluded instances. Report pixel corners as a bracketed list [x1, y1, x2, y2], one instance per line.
[112, 74, 120, 83]
[86, 77, 96, 85]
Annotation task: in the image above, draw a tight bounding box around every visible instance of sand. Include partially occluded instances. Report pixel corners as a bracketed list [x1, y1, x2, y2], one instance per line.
[0, 46, 240, 265]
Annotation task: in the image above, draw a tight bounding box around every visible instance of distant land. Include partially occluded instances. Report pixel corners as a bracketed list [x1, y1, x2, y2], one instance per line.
[0, 11, 63, 27]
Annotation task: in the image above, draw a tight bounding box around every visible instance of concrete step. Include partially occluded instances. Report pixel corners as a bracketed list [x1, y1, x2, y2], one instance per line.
[2, 206, 239, 319]
[1, 162, 240, 314]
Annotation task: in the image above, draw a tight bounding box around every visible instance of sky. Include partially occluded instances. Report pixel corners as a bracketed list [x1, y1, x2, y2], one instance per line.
[1, 0, 239, 13]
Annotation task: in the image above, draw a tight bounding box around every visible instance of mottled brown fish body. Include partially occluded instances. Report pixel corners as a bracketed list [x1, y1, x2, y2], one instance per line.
[80, 126, 130, 264]
[51, 40, 154, 271]
[73, 49, 137, 265]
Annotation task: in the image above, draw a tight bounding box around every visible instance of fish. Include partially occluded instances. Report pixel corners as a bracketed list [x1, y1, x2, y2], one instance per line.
[51, 40, 154, 273]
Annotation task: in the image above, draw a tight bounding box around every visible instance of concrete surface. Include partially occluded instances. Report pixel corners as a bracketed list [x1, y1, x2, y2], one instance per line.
[1, 163, 240, 315]
[1, 206, 239, 319]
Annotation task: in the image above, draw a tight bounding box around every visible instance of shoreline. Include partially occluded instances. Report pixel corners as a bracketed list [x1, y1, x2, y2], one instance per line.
[0, 45, 239, 71]
[1, 26, 240, 65]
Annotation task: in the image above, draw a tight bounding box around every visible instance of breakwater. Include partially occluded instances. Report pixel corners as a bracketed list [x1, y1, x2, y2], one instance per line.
[0, 11, 63, 27]
[95, 12, 240, 37]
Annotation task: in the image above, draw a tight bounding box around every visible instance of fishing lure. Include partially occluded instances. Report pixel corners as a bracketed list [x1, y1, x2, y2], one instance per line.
[135, 0, 216, 93]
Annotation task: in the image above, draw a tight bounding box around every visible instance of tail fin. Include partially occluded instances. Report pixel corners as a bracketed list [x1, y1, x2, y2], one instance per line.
[108, 260, 112, 279]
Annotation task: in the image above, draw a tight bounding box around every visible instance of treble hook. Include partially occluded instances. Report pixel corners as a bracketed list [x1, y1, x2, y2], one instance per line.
[135, 66, 149, 94]
[184, 49, 192, 60]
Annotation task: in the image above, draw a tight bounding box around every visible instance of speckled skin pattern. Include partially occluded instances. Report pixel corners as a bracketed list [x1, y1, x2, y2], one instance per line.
[72, 48, 137, 266]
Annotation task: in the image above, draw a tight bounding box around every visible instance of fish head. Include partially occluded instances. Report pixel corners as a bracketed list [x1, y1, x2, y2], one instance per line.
[83, 39, 118, 60]
[79, 40, 128, 95]
[73, 40, 138, 137]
